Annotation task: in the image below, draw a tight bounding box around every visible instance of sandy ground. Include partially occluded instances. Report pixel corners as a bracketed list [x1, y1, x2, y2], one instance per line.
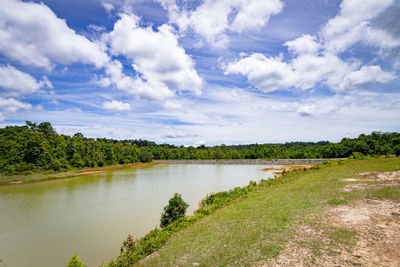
[262, 165, 314, 177]
[268, 170, 400, 267]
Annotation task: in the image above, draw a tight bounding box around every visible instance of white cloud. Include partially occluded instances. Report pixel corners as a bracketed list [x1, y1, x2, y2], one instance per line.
[161, 130, 198, 139]
[224, 0, 398, 93]
[158, 0, 283, 47]
[99, 60, 174, 100]
[0, 65, 52, 96]
[225, 52, 396, 93]
[87, 24, 107, 32]
[296, 95, 352, 117]
[0, 97, 31, 121]
[102, 100, 131, 111]
[321, 0, 399, 53]
[337, 65, 397, 90]
[285, 34, 321, 55]
[100, 13, 202, 100]
[101, 2, 115, 14]
[0, 0, 109, 70]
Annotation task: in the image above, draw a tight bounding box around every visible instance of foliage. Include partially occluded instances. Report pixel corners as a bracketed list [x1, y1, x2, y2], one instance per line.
[138, 150, 153, 163]
[394, 145, 400, 156]
[160, 193, 189, 228]
[1, 122, 399, 175]
[120, 234, 137, 253]
[66, 254, 85, 267]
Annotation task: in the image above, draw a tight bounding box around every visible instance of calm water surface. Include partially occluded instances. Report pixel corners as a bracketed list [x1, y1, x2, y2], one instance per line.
[0, 164, 276, 266]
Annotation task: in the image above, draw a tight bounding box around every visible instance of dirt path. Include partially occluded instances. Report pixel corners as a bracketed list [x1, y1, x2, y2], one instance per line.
[268, 171, 400, 266]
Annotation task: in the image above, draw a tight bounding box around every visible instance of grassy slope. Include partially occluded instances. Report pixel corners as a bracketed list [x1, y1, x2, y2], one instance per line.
[140, 157, 400, 266]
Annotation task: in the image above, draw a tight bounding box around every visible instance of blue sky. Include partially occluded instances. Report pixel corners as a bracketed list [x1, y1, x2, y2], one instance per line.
[0, 0, 399, 145]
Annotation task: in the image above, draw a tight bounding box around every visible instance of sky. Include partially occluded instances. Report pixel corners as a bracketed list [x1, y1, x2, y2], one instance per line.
[0, 0, 399, 145]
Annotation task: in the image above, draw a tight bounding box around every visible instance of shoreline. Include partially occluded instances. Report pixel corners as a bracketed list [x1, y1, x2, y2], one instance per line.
[153, 158, 335, 165]
[0, 159, 339, 186]
[0, 162, 166, 186]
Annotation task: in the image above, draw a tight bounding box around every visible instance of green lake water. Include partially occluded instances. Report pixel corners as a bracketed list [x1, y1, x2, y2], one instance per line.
[0, 164, 276, 266]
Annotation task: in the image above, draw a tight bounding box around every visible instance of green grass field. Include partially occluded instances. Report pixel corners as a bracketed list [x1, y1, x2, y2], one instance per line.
[135, 157, 400, 266]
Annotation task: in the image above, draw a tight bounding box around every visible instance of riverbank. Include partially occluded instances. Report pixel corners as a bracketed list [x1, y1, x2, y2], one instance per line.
[153, 159, 334, 165]
[112, 157, 400, 266]
[0, 162, 164, 186]
[0, 159, 334, 186]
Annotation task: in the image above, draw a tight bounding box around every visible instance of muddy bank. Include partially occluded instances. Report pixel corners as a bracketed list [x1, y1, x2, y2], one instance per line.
[153, 159, 332, 165]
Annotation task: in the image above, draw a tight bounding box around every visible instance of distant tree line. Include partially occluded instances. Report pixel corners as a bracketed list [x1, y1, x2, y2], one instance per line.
[0, 121, 399, 174]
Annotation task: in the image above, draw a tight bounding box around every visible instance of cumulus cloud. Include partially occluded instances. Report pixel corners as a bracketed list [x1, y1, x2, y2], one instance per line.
[98, 13, 202, 100]
[157, 0, 283, 47]
[0, 0, 109, 70]
[102, 100, 131, 111]
[224, 0, 398, 93]
[98, 60, 174, 100]
[285, 34, 321, 55]
[0, 65, 52, 96]
[321, 0, 399, 53]
[0, 97, 31, 121]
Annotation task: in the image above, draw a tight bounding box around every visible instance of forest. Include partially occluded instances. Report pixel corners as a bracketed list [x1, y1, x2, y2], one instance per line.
[0, 121, 399, 174]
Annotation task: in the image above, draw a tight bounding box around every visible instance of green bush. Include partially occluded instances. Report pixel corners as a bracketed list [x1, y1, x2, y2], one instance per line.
[138, 150, 153, 163]
[120, 234, 137, 253]
[160, 193, 188, 228]
[394, 145, 400, 156]
[66, 254, 85, 267]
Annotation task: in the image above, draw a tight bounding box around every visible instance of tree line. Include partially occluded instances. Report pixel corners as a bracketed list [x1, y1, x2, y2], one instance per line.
[1, 121, 399, 174]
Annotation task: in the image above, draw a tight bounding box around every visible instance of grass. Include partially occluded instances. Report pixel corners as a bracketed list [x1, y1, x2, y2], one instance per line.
[0, 162, 160, 186]
[130, 157, 400, 266]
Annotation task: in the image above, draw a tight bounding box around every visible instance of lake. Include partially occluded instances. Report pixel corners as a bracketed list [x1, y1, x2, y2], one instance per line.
[0, 164, 276, 266]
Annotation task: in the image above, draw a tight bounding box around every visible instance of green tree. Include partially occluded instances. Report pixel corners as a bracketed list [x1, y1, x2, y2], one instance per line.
[138, 150, 153, 162]
[160, 193, 188, 228]
[66, 254, 85, 267]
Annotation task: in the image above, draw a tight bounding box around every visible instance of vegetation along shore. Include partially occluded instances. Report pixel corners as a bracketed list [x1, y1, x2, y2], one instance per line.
[1, 121, 399, 181]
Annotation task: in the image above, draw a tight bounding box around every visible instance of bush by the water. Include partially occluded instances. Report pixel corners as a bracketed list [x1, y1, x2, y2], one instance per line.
[120, 234, 137, 253]
[66, 254, 85, 267]
[160, 193, 188, 228]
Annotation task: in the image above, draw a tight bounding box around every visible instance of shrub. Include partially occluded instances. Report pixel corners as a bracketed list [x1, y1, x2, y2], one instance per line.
[66, 254, 85, 267]
[120, 234, 137, 253]
[138, 151, 153, 163]
[348, 152, 365, 160]
[160, 193, 188, 228]
[50, 159, 62, 171]
[394, 145, 400, 157]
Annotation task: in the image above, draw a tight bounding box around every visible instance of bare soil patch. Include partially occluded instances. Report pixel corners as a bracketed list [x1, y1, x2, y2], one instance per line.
[267, 171, 400, 267]
[262, 165, 314, 177]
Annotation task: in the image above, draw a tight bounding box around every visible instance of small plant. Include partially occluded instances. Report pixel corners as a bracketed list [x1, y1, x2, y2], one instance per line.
[66, 254, 85, 267]
[160, 193, 188, 228]
[120, 234, 137, 253]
